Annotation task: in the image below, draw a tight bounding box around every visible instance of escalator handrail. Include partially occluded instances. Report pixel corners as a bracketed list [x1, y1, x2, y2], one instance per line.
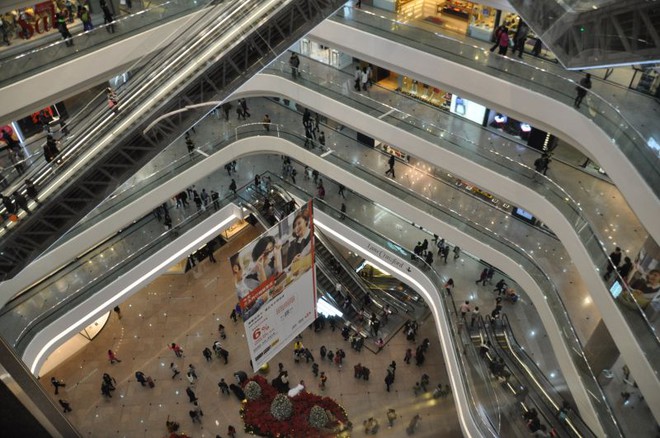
[0, 0, 278, 233]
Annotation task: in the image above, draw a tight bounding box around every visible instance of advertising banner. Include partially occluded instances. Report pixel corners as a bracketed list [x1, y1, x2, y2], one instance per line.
[230, 201, 316, 371]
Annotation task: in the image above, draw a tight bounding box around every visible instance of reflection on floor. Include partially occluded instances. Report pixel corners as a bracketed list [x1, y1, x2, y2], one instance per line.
[41, 225, 461, 437]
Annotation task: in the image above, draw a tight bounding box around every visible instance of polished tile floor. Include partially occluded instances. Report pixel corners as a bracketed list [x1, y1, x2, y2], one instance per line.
[34, 92, 656, 434]
[42, 226, 462, 437]
[109, 93, 660, 433]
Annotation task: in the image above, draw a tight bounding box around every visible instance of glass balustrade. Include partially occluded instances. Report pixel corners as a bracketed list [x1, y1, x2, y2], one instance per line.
[0, 0, 211, 86]
[265, 57, 660, 368]
[0, 182, 252, 353]
[277, 178, 600, 437]
[331, 7, 660, 198]
[0, 0, 287, 239]
[3, 121, 620, 435]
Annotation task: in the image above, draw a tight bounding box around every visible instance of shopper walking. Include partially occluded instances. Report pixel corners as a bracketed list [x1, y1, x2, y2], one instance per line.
[489, 25, 507, 52]
[574, 73, 592, 108]
[238, 98, 251, 118]
[385, 154, 396, 178]
[385, 372, 394, 392]
[289, 52, 300, 79]
[59, 399, 72, 413]
[186, 386, 197, 403]
[170, 343, 184, 358]
[354, 66, 361, 91]
[107, 349, 121, 364]
[171, 362, 181, 379]
[404, 348, 412, 365]
[262, 114, 271, 132]
[229, 179, 237, 195]
[387, 408, 397, 428]
[51, 377, 66, 394]
[470, 307, 480, 328]
[475, 268, 488, 286]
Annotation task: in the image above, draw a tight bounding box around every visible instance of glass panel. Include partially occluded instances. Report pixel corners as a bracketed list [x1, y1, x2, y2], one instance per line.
[0, 121, 619, 434]
[0, 0, 210, 86]
[331, 7, 660, 198]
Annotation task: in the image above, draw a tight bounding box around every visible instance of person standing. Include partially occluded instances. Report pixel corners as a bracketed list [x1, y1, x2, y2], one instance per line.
[80, 7, 93, 31]
[186, 135, 195, 160]
[574, 73, 592, 108]
[453, 246, 461, 260]
[218, 378, 230, 395]
[354, 66, 361, 91]
[56, 12, 74, 46]
[603, 247, 622, 280]
[262, 114, 271, 132]
[229, 179, 237, 195]
[0, 17, 10, 46]
[135, 371, 147, 386]
[387, 408, 397, 428]
[289, 52, 300, 79]
[59, 399, 72, 413]
[340, 202, 346, 220]
[360, 67, 369, 91]
[113, 305, 122, 319]
[513, 20, 529, 58]
[470, 307, 480, 328]
[228, 425, 237, 438]
[385, 372, 394, 392]
[385, 154, 395, 178]
[13, 191, 30, 215]
[617, 256, 633, 281]
[100, 0, 115, 33]
[222, 102, 232, 121]
[319, 372, 327, 390]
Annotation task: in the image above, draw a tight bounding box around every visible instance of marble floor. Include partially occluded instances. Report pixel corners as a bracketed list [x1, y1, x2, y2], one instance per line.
[41, 225, 462, 437]
[16, 103, 622, 431]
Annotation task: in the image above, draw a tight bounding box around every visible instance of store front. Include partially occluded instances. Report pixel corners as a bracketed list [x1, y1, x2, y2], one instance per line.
[0, 1, 127, 53]
[363, 0, 556, 61]
[292, 38, 353, 70]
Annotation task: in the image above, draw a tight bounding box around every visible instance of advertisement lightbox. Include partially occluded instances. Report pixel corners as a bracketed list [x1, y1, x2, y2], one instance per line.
[450, 94, 487, 125]
[230, 201, 316, 371]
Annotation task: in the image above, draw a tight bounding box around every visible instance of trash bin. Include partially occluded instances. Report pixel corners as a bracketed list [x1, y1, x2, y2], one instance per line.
[598, 369, 614, 386]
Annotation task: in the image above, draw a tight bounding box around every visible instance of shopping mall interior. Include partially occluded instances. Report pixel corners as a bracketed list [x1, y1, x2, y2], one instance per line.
[0, 0, 659, 437]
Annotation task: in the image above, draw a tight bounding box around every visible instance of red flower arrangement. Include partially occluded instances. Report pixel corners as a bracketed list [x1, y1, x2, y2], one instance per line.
[241, 375, 350, 437]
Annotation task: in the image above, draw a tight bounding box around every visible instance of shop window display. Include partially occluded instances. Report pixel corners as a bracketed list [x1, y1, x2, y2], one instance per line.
[467, 3, 496, 41]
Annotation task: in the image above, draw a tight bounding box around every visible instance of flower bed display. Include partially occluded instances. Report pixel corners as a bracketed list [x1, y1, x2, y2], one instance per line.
[241, 375, 349, 437]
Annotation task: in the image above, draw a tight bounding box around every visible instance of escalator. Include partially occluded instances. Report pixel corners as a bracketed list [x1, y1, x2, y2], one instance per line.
[0, 0, 209, 92]
[0, 118, 624, 435]
[481, 314, 597, 438]
[236, 184, 371, 339]
[310, 8, 660, 240]
[0, 0, 346, 279]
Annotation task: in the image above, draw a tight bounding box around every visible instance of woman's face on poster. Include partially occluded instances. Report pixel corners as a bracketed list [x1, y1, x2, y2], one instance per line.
[293, 216, 308, 238]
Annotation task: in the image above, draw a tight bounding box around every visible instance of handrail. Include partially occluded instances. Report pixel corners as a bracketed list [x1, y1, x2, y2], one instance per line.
[257, 57, 659, 369]
[0, 0, 211, 85]
[499, 314, 596, 437]
[333, 7, 659, 197]
[2, 123, 621, 435]
[0, 0, 282, 240]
